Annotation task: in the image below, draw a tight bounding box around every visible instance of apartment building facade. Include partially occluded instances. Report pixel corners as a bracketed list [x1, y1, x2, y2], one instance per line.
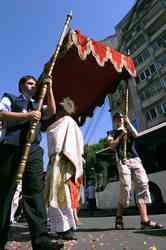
[105, 0, 166, 130]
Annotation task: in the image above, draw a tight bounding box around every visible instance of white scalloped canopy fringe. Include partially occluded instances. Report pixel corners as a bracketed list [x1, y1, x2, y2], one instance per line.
[67, 30, 136, 78]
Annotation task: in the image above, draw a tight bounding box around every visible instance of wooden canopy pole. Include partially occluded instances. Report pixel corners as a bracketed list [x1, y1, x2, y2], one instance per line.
[123, 79, 129, 161]
[16, 12, 72, 184]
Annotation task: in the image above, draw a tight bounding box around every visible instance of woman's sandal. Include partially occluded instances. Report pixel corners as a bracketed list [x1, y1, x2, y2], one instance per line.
[141, 220, 163, 230]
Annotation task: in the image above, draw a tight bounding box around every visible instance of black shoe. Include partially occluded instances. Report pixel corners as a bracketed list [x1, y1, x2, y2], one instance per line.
[58, 229, 77, 241]
[115, 216, 124, 230]
[33, 240, 64, 250]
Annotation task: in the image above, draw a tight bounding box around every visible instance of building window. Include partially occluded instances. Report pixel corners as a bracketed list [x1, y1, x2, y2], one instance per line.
[137, 55, 144, 65]
[157, 103, 166, 115]
[139, 91, 146, 100]
[139, 80, 163, 101]
[145, 68, 151, 78]
[151, 33, 166, 52]
[155, 81, 164, 91]
[145, 108, 158, 122]
[157, 54, 166, 67]
[142, 49, 150, 60]
[144, 88, 151, 98]
[136, 34, 146, 47]
[135, 76, 140, 84]
[158, 36, 166, 48]
[149, 64, 156, 74]
[146, 13, 166, 36]
[149, 108, 157, 120]
[134, 49, 150, 66]
[138, 64, 157, 82]
[128, 34, 146, 54]
[156, 62, 162, 70]
[160, 78, 166, 88]
[157, 104, 163, 114]
[151, 42, 160, 53]
[145, 112, 151, 121]
[162, 103, 166, 113]
[140, 72, 146, 81]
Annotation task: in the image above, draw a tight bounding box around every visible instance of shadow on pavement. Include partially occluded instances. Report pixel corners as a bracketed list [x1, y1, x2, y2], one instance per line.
[80, 204, 166, 218]
[134, 229, 166, 237]
[78, 227, 136, 232]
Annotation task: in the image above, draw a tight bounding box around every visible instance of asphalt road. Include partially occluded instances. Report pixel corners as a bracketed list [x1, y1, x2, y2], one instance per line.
[6, 214, 166, 250]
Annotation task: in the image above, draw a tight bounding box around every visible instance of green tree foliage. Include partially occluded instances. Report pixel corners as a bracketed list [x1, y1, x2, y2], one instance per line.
[84, 137, 108, 179]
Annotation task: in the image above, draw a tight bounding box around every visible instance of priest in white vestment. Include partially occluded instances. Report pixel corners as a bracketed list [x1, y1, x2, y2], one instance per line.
[44, 92, 84, 240]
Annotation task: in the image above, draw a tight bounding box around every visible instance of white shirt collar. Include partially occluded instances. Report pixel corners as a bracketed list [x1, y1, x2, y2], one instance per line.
[19, 94, 34, 102]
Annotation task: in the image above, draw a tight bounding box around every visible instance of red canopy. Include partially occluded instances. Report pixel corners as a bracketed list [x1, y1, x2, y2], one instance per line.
[49, 30, 136, 125]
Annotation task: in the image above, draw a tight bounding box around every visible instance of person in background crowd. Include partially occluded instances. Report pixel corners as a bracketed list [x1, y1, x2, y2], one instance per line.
[86, 181, 97, 216]
[10, 183, 22, 224]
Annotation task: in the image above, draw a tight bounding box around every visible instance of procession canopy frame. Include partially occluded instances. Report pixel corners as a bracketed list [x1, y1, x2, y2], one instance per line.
[17, 25, 136, 183]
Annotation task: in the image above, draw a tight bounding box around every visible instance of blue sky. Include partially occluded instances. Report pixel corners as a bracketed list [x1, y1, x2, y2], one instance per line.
[0, 0, 135, 166]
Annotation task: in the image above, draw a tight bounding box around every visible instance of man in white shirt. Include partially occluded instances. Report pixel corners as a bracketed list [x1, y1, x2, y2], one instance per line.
[0, 75, 62, 250]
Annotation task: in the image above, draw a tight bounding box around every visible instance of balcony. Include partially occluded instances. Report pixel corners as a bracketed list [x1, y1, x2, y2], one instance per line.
[142, 1, 163, 27]
[146, 115, 166, 129]
[150, 25, 166, 45]
[145, 13, 166, 38]
[142, 90, 166, 109]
